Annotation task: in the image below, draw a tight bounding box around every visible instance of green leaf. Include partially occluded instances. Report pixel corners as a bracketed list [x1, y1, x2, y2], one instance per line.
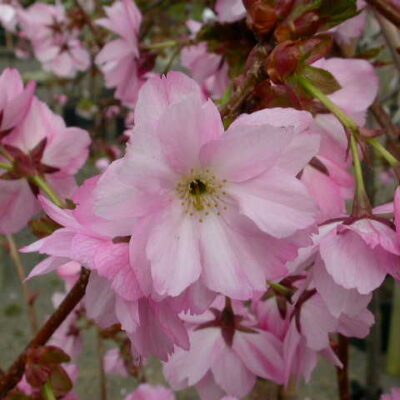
[300, 65, 342, 94]
[49, 366, 73, 397]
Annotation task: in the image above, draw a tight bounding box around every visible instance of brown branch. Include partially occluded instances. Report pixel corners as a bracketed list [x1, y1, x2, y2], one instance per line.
[219, 45, 269, 123]
[0, 268, 90, 399]
[336, 334, 351, 400]
[365, 0, 400, 27]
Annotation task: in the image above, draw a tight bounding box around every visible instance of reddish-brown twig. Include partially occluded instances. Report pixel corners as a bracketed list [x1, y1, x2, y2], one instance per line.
[0, 268, 90, 399]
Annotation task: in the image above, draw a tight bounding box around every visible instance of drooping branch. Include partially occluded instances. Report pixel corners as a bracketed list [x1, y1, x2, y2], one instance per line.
[365, 0, 400, 27]
[0, 268, 90, 399]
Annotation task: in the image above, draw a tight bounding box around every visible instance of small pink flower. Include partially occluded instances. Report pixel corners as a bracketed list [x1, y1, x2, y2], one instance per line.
[96, 0, 144, 107]
[18, 2, 90, 77]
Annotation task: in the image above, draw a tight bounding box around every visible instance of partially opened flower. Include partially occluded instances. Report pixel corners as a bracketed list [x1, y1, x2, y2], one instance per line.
[95, 72, 319, 300]
[96, 0, 144, 107]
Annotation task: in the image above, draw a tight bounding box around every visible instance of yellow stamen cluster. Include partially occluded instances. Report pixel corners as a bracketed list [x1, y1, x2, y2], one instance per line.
[176, 169, 228, 222]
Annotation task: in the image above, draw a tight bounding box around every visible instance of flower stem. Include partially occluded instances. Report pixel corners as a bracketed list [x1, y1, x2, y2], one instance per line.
[296, 75, 371, 216]
[42, 382, 56, 400]
[30, 175, 66, 209]
[368, 137, 400, 167]
[6, 234, 38, 334]
[296, 75, 358, 133]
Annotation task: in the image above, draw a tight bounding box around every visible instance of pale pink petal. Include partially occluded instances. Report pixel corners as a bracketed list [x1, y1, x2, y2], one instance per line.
[211, 347, 255, 398]
[233, 330, 284, 383]
[146, 203, 202, 296]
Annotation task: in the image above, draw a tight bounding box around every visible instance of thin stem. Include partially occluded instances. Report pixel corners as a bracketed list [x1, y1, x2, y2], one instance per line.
[365, 0, 400, 28]
[29, 175, 66, 209]
[97, 331, 107, 400]
[297, 75, 371, 215]
[0, 268, 90, 398]
[6, 234, 38, 334]
[350, 135, 368, 201]
[296, 75, 358, 133]
[42, 382, 56, 400]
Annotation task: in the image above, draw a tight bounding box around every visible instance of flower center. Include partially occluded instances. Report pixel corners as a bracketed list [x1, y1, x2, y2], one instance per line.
[176, 169, 227, 221]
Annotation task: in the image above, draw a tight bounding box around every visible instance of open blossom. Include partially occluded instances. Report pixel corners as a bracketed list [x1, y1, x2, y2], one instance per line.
[164, 298, 284, 399]
[215, 0, 246, 23]
[96, 0, 144, 107]
[18, 2, 90, 77]
[95, 72, 319, 300]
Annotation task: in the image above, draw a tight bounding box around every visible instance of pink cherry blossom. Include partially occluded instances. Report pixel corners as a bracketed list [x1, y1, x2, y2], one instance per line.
[215, 0, 246, 23]
[95, 72, 319, 300]
[164, 298, 284, 399]
[96, 0, 144, 107]
[18, 2, 90, 78]
[0, 96, 90, 234]
[125, 384, 175, 400]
